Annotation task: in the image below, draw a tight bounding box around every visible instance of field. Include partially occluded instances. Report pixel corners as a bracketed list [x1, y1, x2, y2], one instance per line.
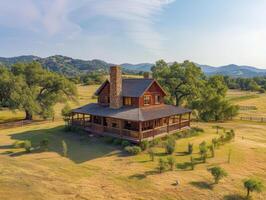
[0, 87, 265, 200]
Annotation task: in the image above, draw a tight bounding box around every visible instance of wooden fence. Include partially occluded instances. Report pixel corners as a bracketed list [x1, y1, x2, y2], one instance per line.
[239, 106, 257, 111]
[239, 116, 266, 122]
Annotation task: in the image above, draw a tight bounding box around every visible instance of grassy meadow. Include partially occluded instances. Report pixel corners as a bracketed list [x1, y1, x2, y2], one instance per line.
[0, 86, 265, 200]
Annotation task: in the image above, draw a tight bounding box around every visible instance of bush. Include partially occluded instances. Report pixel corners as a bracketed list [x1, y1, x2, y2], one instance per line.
[165, 137, 176, 154]
[208, 144, 215, 157]
[199, 141, 208, 162]
[113, 138, 122, 145]
[103, 136, 114, 144]
[158, 158, 167, 173]
[192, 127, 204, 133]
[149, 138, 162, 147]
[13, 141, 26, 148]
[208, 166, 228, 184]
[124, 145, 141, 155]
[24, 140, 32, 153]
[188, 143, 193, 154]
[140, 140, 149, 151]
[212, 138, 219, 148]
[40, 138, 49, 150]
[243, 178, 263, 198]
[147, 148, 155, 161]
[167, 156, 176, 170]
[121, 140, 130, 148]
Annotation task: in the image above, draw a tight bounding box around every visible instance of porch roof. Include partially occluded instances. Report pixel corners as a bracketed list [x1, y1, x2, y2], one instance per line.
[72, 103, 191, 122]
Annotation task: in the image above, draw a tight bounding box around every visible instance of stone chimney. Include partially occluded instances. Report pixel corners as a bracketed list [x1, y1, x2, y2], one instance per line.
[143, 72, 152, 79]
[110, 66, 122, 109]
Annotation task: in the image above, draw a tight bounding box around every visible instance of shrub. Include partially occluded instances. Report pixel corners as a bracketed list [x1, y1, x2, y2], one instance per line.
[208, 166, 228, 184]
[121, 140, 130, 148]
[150, 138, 162, 147]
[124, 145, 141, 155]
[208, 144, 215, 158]
[40, 138, 49, 151]
[13, 141, 26, 148]
[140, 140, 149, 151]
[147, 148, 155, 161]
[158, 158, 167, 173]
[192, 127, 204, 133]
[24, 140, 32, 153]
[113, 138, 122, 145]
[103, 136, 114, 144]
[199, 141, 208, 162]
[243, 178, 263, 198]
[188, 143, 193, 154]
[165, 137, 176, 154]
[167, 156, 176, 170]
[62, 140, 68, 157]
[212, 138, 218, 149]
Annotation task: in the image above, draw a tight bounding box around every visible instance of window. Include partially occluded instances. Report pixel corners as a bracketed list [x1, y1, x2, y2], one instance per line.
[154, 95, 160, 104]
[124, 97, 132, 106]
[144, 95, 151, 105]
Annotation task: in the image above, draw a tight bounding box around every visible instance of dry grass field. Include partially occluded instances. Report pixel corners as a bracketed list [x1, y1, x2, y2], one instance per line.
[0, 87, 265, 200]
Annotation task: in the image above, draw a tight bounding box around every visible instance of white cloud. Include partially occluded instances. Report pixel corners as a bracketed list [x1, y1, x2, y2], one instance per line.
[83, 0, 175, 54]
[0, 0, 173, 55]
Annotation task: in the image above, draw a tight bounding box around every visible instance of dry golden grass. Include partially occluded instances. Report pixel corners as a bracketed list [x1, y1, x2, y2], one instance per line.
[0, 121, 265, 200]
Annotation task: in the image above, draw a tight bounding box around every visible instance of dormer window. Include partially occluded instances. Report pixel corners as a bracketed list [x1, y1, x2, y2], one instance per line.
[155, 95, 160, 104]
[124, 97, 132, 106]
[144, 95, 151, 105]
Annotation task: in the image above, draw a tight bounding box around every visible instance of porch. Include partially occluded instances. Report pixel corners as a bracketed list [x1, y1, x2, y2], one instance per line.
[70, 112, 191, 143]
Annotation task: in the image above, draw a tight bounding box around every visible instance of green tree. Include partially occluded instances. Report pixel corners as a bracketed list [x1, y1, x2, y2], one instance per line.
[7, 62, 77, 120]
[165, 137, 176, 154]
[152, 60, 204, 106]
[158, 158, 167, 173]
[148, 148, 155, 161]
[208, 166, 228, 184]
[199, 141, 208, 162]
[243, 178, 263, 198]
[61, 103, 72, 126]
[167, 156, 176, 170]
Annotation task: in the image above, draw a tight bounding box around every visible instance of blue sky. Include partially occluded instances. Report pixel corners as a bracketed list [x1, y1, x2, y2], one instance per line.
[0, 0, 266, 68]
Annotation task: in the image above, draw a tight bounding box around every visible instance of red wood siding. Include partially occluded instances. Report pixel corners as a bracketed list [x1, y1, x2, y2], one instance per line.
[98, 82, 110, 105]
[139, 82, 165, 107]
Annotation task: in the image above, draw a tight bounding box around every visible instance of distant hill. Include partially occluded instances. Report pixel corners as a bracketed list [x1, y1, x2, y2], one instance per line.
[1, 55, 266, 77]
[121, 63, 153, 72]
[196, 64, 266, 78]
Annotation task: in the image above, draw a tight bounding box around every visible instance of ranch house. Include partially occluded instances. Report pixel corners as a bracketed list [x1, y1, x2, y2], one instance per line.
[71, 66, 192, 143]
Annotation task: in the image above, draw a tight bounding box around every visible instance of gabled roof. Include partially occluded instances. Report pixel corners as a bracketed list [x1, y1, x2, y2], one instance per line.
[95, 78, 167, 97]
[72, 103, 191, 122]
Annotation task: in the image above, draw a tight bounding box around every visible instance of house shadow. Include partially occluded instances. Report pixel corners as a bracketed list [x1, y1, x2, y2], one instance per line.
[223, 194, 245, 200]
[189, 181, 213, 190]
[0, 125, 121, 163]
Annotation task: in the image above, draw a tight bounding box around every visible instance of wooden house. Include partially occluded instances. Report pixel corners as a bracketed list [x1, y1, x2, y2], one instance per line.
[71, 66, 191, 143]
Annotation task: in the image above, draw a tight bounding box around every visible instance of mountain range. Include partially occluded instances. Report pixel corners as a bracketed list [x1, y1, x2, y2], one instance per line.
[1, 55, 266, 78]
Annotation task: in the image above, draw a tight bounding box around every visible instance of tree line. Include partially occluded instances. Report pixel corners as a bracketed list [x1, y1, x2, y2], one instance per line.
[152, 60, 239, 121]
[223, 76, 266, 93]
[0, 62, 77, 120]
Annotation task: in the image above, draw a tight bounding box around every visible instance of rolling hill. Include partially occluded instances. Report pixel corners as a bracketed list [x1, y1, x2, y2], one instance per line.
[1, 55, 266, 77]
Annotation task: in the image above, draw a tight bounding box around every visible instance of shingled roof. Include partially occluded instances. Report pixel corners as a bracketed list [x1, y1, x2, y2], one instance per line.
[72, 103, 191, 122]
[95, 78, 166, 97]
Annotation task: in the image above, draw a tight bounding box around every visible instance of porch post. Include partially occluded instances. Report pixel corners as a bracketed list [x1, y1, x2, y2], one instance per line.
[71, 113, 74, 125]
[119, 119, 122, 138]
[139, 122, 143, 142]
[83, 114, 85, 127]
